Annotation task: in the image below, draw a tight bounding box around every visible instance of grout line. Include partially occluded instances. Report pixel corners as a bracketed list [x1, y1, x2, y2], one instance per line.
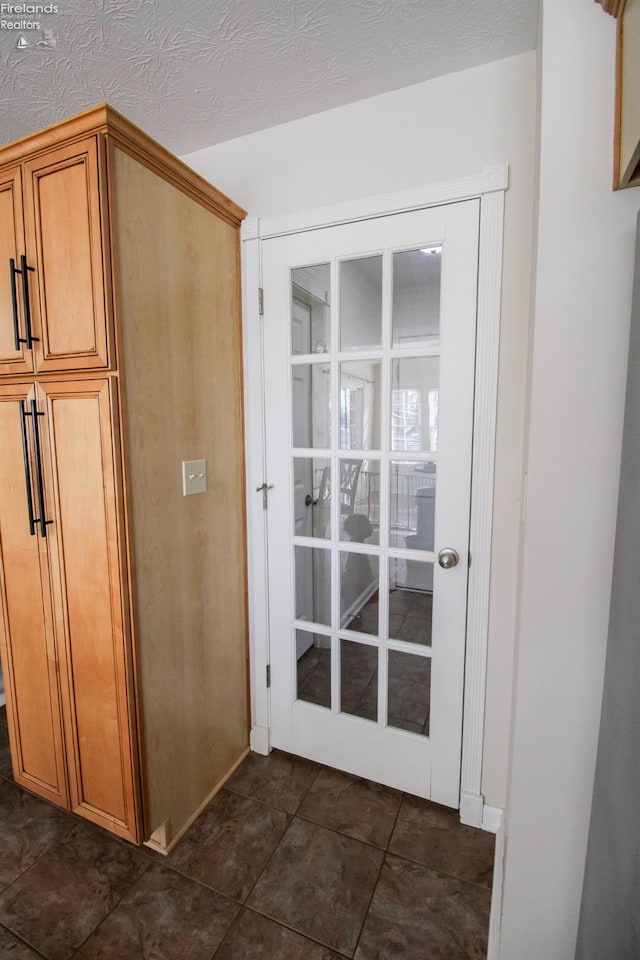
[349, 779, 406, 958]
[385, 846, 494, 893]
[68, 898, 137, 958]
[139, 850, 246, 907]
[225, 758, 406, 853]
[238, 811, 296, 906]
[387, 793, 494, 890]
[0, 794, 80, 893]
[293, 810, 391, 853]
[65, 856, 154, 958]
[350, 846, 387, 958]
[209, 905, 245, 960]
[221, 780, 310, 817]
[232, 904, 354, 959]
[292, 761, 324, 815]
[0, 921, 50, 960]
[387, 790, 405, 852]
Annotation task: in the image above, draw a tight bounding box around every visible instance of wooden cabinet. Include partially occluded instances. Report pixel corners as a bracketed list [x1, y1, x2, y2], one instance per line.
[23, 138, 110, 373]
[0, 168, 33, 378]
[0, 106, 249, 849]
[0, 137, 109, 378]
[39, 378, 141, 837]
[0, 383, 67, 807]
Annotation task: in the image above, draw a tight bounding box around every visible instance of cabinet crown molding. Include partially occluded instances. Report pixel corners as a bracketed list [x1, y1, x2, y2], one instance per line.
[0, 103, 246, 226]
[596, 0, 627, 17]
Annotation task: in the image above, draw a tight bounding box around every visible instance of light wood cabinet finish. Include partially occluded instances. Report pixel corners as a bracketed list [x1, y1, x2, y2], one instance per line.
[23, 138, 110, 372]
[0, 106, 248, 850]
[1, 138, 110, 376]
[0, 168, 33, 377]
[39, 379, 141, 841]
[0, 383, 68, 807]
[111, 147, 248, 839]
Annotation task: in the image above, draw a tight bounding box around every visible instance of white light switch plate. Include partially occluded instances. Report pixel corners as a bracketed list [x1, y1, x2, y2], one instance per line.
[182, 459, 207, 496]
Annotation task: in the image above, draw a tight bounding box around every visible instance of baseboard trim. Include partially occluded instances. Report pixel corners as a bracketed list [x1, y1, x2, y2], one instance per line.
[250, 725, 271, 755]
[460, 791, 503, 834]
[460, 790, 484, 827]
[482, 804, 503, 834]
[144, 746, 250, 855]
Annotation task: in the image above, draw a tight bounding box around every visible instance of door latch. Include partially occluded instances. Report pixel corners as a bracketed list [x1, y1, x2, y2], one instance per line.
[256, 482, 274, 510]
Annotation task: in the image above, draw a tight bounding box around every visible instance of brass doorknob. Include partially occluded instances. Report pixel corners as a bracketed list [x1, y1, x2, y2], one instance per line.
[437, 548, 459, 569]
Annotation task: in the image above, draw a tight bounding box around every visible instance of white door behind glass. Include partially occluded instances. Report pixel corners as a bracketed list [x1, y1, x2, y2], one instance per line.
[262, 201, 479, 806]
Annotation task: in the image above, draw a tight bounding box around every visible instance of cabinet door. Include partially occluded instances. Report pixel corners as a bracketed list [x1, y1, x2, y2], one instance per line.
[38, 379, 141, 842]
[23, 138, 111, 373]
[0, 382, 68, 807]
[0, 168, 34, 377]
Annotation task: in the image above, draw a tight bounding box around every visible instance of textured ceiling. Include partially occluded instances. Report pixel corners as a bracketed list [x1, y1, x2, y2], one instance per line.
[0, 0, 539, 156]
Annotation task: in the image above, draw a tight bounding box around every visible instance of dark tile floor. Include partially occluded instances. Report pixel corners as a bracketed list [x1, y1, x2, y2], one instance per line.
[0, 706, 494, 959]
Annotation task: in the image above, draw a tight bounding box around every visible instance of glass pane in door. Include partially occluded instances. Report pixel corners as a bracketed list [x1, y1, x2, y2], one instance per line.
[296, 630, 331, 708]
[291, 264, 331, 354]
[291, 363, 331, 448]
[340, 551, 379, 634]
[340, 361, 382, 450]
[295, 546, 331, 625]
[392, 247, 441, 346]
[391, 357, 439, 453]
[340, 256, 383, 351]
[389, 460, 437, 550]
[293, 458, 330, 539]
[340, 639, 378, 721]
[388, 559, 433, 646]
[388, 650, 431, 736]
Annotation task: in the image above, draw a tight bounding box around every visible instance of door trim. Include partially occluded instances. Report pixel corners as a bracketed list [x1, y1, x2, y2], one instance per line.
[241, 165, 507, 828]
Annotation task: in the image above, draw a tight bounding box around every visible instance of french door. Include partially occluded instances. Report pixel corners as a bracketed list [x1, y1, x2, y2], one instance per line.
[262, 200, 479, 806]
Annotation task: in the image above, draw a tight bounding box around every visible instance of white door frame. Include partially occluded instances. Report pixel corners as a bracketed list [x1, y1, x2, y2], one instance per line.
[240, 164, 507, 831]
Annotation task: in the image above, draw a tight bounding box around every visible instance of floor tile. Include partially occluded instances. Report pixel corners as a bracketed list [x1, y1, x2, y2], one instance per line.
[298, 768, 401, 848]
[355, 854, 490, 960]
[0, 781, 75, 888]
[389, 795, 495, 887]
[0, 719, 12, 780]
[248, 818, 383, 955]
[214, 908, 342, 960]
[225, 750, 319, 814]
[74, 862, 239, 960]
[0, 924, 43, 958]
[167, 790, 290, 900]
[0, 820, 149, 960]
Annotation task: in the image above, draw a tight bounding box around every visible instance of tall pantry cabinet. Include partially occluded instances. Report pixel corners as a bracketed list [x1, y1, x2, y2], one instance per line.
[0, 106, 249, 850]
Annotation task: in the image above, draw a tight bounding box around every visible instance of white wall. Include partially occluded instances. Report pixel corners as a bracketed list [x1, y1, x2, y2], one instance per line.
[500, 3, 639, 957]
[184, 51, 538, 809]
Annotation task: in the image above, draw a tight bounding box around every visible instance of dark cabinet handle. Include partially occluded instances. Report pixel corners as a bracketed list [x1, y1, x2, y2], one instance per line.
[8, 256, 38, 352]
[27, 399, 52, 538]
[19, 255, 38, 349]
[18, 400, 36, 536]
[305, 494, 319, 507]
[9, 258, 26, 351]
